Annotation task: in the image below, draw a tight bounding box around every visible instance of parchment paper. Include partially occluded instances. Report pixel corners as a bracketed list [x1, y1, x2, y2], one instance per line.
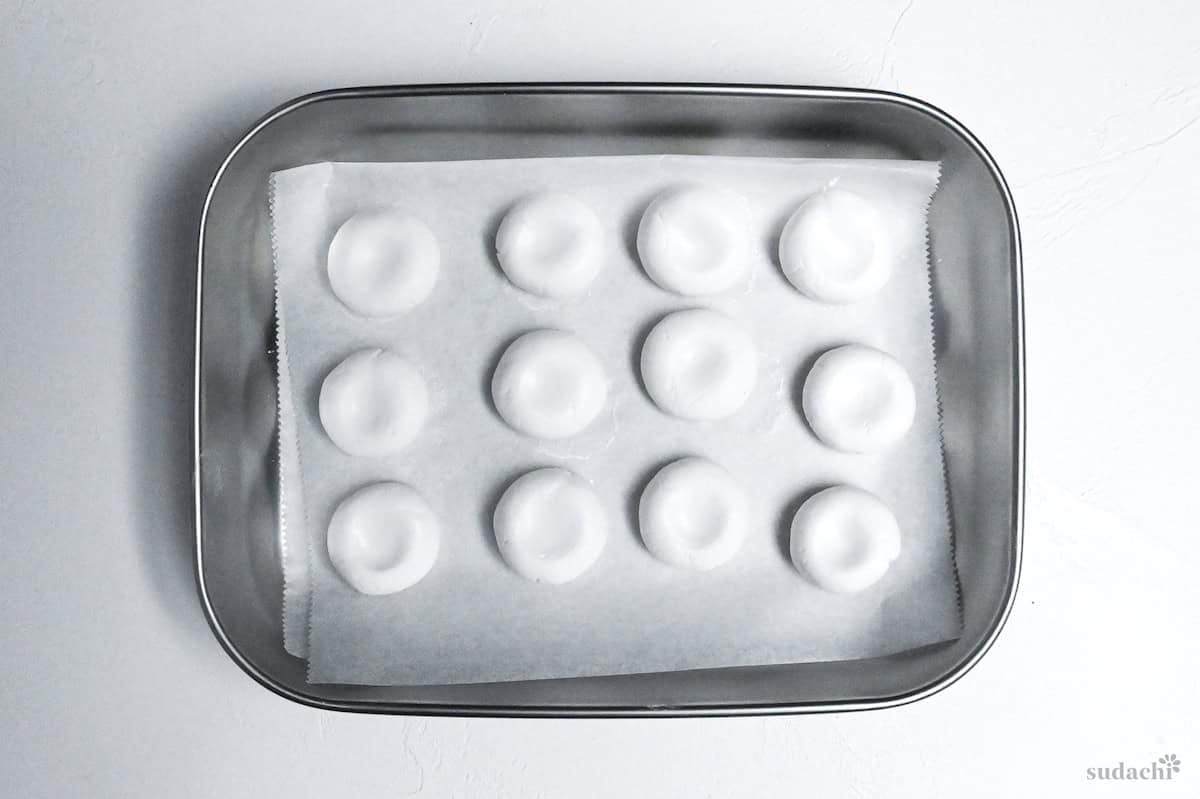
[271, 155, 960, 685]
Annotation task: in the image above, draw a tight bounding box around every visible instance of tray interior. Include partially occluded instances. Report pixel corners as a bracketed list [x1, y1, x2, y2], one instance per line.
[196, 86, 1021, 713]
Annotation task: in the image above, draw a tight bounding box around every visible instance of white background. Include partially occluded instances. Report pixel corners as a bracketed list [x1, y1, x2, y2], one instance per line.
[1, 1, 1197, 795]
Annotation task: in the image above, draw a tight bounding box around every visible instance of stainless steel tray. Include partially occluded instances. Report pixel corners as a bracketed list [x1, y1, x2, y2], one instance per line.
[194, 83, 1024, 716]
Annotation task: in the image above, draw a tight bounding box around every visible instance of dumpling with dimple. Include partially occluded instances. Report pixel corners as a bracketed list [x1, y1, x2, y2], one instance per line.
[639, 308, 758, 421]
[639, 457, 748, 570]
[789, 485, 901, 593]
[493, 467, 608, 584]
[319, 348, 429, 457]
[778, 188, 891, 304]
[802, 344, 915, 453]
[636, 186, 752, 296]
[327, 482, 441, 595]
[495, 193, 604, 298]
[491, 329, 608, 439]
[326, 209, 440, 317]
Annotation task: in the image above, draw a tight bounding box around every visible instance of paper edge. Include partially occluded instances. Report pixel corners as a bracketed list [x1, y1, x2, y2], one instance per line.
[922, 161, 966, 635]
[272, 172, 312, 659]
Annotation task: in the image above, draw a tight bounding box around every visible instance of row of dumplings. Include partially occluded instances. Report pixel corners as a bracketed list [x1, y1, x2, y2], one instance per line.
[328, 468, 901, 597]
[326, 184, 893, 318]
[320, 332, 915, 458]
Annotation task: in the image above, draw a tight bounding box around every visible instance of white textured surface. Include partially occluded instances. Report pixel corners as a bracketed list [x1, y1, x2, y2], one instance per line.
[0, 0, 1197, 795]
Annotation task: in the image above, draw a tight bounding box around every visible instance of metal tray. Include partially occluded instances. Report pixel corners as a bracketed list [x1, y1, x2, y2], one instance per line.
[194, 83, 1024, 716]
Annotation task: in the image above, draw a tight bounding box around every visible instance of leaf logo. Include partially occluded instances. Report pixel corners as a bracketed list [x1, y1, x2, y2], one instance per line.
[1158, 753, 1181, 773]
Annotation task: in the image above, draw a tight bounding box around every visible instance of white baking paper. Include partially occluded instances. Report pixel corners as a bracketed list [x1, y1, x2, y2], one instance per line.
[271, 155, 959, 685]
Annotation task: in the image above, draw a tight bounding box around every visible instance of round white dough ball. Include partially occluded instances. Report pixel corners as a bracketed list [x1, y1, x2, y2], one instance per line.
[495, 193, 604, 298]
[327, 209, 440, 317]
[493, 468, 608, 584]
[319, 349, 429, 456]
[639, 308, 758, 420]
[778, 188, 891, 304]
[801, 344, 915, 453]
[491, 330, 608, 439]
[638, 457, 749, 570]
[636, 186, 752, 296]
[789, 485, 901, 593]
[327, 482, 440, 595]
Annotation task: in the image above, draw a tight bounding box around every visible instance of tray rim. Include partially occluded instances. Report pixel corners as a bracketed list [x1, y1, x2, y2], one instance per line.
[193, 81, 1025, 717]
